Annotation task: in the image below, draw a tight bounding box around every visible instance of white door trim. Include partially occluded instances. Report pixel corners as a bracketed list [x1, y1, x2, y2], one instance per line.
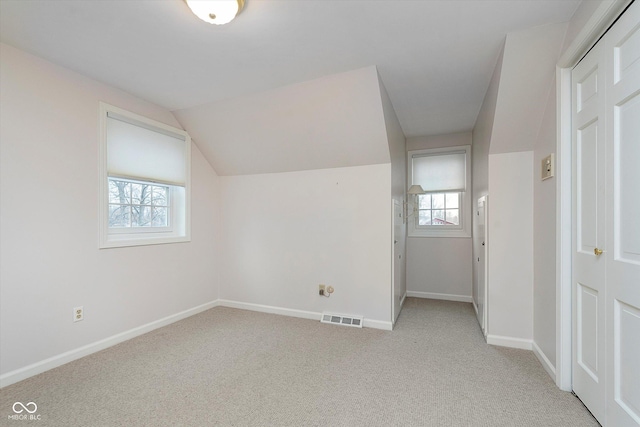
[556, 65, 573, 391]
[556, 0, 632, 392]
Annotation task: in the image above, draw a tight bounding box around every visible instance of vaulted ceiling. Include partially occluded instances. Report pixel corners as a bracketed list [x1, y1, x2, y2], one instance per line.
[0, 0, 579, 139]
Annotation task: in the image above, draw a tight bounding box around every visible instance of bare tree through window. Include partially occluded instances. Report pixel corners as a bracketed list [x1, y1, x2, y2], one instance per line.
[108, 178, 169, 228]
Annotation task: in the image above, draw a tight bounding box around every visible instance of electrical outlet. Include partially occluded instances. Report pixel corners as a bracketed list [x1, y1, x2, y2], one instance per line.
[319, 284, 326, 296]
[541, 153, 554, 180]
[73, 306, 83, 322]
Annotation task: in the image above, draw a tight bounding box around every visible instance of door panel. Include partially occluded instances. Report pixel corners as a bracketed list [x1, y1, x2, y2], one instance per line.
[605, 3, 640, 425]
[578, 67, 599, 110]
[577, 283, 599, 380]
[573, 40, 606, 425]
[614, 301, 640, 424]
[616, 93, 640, 264]
[577, 121, 600, 252]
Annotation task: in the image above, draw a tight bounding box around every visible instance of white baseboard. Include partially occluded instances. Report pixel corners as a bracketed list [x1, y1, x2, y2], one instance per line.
[532, 341, 556, 381]
[0, 300, 219, 388]
[1, 298, 395, 388]
[363, 318, 393, 331]
[217, 299, 319, 321]
[406, 291, 473, 303]
[217, 299, 393, 331]
[486, 334, 533, 350]
[400, 292, 407, 308]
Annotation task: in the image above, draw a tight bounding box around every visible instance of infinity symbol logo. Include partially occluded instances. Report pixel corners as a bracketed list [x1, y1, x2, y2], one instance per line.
[13, 402, 37, 414]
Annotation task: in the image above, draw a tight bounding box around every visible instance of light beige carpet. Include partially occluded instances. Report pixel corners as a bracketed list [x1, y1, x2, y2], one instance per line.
[1, 298, 598, 426]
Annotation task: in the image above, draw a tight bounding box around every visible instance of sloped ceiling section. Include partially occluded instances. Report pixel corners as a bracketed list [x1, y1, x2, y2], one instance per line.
[489, 22, 568, 154]
[173, 66, 390, 176]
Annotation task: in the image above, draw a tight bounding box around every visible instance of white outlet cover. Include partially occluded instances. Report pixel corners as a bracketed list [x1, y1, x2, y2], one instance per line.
[73, 306, 83, 322]
[541, 153, 554, 181]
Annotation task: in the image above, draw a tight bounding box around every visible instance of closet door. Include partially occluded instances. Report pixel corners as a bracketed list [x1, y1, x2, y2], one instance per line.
[475, 196, 487, 334]
[572, 2, 640, 425]
[604, 2, 640, 425]
[572, 40, 606, 425]
[392, 199, 404, 324]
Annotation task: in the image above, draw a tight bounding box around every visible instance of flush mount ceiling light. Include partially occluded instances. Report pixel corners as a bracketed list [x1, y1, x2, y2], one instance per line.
[185, 0, 245, 25]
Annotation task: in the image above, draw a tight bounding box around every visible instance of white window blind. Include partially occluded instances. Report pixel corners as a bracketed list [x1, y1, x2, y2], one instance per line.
[411, 151, 466, 192]
[106, 113, 187, 186]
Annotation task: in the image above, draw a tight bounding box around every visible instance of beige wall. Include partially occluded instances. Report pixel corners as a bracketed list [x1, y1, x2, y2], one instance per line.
[471, 22, 567, 351]
[405, 132, 473, 301]
[472, 47, 502, 311]
[0, 43, 221, 378]
[219, 164, 393, 328]
[211, 69, 398, 328]
[533, 73, 559, 366]
[378, 73, 408, 318]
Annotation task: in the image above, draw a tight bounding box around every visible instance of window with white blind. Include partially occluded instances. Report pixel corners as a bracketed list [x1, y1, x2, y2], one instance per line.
[407, 146, 471, 237]
[99, 102, 191, 248]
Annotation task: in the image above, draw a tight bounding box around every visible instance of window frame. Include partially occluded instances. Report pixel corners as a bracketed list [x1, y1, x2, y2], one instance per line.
[407, 145, 471, 238]
[99, 102, 191, 249]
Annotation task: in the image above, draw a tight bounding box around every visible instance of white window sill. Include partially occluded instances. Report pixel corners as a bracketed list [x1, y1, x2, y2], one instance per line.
[408, 229, 471, 238]
[100, 233, 190, 249]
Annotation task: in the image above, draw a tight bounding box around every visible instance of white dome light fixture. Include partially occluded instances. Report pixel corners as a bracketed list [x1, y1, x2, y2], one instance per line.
[185, 0, 245, 25]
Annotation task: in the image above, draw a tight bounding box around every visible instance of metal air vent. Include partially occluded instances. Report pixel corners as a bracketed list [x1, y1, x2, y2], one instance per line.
[320, 313, 363, 328]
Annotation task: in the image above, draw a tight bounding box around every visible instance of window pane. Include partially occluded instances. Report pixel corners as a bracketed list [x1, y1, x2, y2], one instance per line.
[432, 210, 445, 224]
[107, 178, 171, 230]
[418, 210, 431, 226]
[152, 207, 168, 227]
[109, 205, 130, 227]
[108, 180, 130, 204]
[445, 193, 459, 209]
[446, 209, 459, 225]
[432, 193, 445, 209]
[132, 206, 152, 227]
[130, 183, 141, 204]
[131, 183, 151, 205]
[418, 194, 431, 209]
[130, 205, 140, 227]
[152, 186, 168, 206]
[142, 184, 153, 205]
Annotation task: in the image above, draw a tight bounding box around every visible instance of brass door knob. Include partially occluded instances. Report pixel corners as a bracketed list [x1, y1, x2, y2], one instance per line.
[594, 247, 603, 256]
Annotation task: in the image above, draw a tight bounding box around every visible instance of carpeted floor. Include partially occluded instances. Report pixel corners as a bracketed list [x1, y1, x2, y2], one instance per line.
[1, 298, 599, 426]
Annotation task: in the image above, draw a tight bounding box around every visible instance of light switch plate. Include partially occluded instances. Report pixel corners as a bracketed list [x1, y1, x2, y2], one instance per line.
[542, 154, 554, 181]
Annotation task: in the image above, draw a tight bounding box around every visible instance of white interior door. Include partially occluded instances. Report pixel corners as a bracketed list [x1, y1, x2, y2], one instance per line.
[604, 3, 640, 425]
[392, 199, 404, 324]
[572, 36, 606, 425]
[572, 3, 640, 425]
[476, 196, 487, 335]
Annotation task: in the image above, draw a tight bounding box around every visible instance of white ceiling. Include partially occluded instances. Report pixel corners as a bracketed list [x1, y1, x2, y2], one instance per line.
[0, 0, 580, 138]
